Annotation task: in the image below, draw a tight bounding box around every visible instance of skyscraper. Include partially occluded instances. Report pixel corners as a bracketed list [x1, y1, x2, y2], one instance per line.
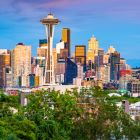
[56, 41, 68, 59]
[65, 58, 77, 84]
[75, 45, 86, 71]
[0, 49, 11, 87]
[41, 13, 60, 85]
[95, 48, 104, 67]
[55, 58, 66, 84]
[87, 35, 99, 63]
[37, 39, 48, 57]
[62, 28, 71, 57]
[95, 49, 104, 80]
[109, 51, 120, 81]
[11, 43, 31, 87]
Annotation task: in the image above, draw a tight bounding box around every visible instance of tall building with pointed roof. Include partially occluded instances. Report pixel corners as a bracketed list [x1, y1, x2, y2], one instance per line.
[87, 35, 99, 63]
[107, 45, 116, 54]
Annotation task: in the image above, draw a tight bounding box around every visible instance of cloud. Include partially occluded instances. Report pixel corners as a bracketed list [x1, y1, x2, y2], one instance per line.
[0, 0, 140, 61]
[0, 0, 140, 23]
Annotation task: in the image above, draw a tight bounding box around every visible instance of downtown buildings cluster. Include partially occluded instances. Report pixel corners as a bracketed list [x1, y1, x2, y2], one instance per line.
[0, 13, 140, 96]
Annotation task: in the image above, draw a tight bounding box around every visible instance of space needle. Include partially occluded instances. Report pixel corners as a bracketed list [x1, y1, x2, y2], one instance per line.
[41, 13, 60, 85]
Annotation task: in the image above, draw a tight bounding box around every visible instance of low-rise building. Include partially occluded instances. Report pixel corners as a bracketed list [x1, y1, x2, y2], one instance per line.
[127, 79, 140, 97]
[129, 102, 140, 120]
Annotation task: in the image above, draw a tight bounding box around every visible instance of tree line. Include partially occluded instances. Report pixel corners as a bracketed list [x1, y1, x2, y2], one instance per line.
[0, 87, 140, 140]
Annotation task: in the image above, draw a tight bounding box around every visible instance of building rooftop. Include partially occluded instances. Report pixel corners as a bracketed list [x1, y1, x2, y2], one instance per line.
[17, 43, 24, 46]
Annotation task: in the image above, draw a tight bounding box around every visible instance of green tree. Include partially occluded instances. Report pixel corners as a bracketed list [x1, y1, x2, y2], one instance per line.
[1, 87, 140, 139]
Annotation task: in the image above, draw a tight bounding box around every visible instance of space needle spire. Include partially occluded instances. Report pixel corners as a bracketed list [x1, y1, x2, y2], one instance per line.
[41, 13, 60, 85]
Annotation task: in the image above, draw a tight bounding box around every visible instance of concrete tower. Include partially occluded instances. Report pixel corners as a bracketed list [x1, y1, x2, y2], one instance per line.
[41, 13, 60, 85]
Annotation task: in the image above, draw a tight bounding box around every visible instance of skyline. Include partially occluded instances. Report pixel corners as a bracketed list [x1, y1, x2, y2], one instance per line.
[0, 0, 140, 67]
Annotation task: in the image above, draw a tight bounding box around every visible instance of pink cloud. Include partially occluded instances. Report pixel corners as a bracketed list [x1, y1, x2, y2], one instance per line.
[0, 0, 140, 23]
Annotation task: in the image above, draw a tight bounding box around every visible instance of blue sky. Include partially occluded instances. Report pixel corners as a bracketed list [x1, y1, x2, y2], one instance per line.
[0, 0, 140, 67]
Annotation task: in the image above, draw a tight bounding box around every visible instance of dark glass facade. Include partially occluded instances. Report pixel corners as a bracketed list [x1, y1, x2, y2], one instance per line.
[39, 39, 47, 46]
[29, 74, 35, 87]
[64, 58, 77, 84]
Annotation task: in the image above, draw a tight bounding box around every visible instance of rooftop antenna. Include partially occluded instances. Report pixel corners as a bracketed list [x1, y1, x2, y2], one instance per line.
[92, 34, 94, 38]
[49, 8, 52, 15]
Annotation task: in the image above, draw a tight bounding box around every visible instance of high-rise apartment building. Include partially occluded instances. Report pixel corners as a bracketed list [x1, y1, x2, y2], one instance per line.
[96, 64, 110, 83]
[62, 28, 71, 57]
[0, 49, 11, 87]
[75, 45, 86, 71]
[11, 43, 31, 87]
[87, 35, 99, 63]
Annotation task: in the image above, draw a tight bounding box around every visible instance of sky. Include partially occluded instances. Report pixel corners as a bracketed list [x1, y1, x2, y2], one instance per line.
[0, 0, 140, 67]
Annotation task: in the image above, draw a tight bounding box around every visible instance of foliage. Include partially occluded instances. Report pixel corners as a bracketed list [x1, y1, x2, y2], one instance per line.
[0, 87, 140, 139]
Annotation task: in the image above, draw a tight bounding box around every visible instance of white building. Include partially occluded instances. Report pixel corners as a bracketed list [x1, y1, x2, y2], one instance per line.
[73, 78, 82, 86]
[0, 49, 9, 54]
[55, 74, 64, 84]
[96, 64, 110, 83]
[104, 64, 110, 83]
[56, 41, 65, 54]
[129, 102, 140, 120]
